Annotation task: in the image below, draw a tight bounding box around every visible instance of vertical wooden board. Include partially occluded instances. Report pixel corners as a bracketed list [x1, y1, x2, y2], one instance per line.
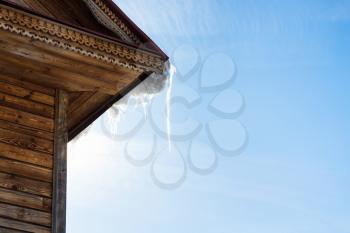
[52, 90, 68, 233]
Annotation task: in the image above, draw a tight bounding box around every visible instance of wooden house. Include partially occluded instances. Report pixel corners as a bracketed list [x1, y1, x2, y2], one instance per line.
[0, 0, 168, 232]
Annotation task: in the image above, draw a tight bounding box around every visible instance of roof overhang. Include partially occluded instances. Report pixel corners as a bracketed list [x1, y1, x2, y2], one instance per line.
[0, 0, 168, 140]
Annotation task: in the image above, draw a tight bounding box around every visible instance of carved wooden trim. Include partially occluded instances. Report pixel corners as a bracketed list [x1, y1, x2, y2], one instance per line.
[0, 4, 164, 73]
[83, 0, 135, 43]
[85, 0, 141, 44]
[52, 90, 68, 233]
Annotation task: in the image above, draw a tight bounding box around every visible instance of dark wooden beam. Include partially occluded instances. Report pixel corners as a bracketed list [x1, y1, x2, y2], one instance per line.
[52, 89, 68, 233]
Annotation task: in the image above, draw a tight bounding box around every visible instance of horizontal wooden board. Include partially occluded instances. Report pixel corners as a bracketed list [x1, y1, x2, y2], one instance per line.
[0, 36, 129, 86]
[0, 106, 54, 132]
[0, 188, 51, 212]
[0, 128, 53, 155]
[0, 203, 51, 227]
[0, 51, 119, 95]
[0, 142, 52, 169]
[0, 226, 28, 233]
[0, 79, 54, 106]
[0, 72, 55, 96]
[0, 217, 50, 233]
[0, 172, 51, 198]
[0, 158, 52, 183]
[0, 120, 53, 141]
[0, 91, 54, 118]
[0, 75, 54, 231]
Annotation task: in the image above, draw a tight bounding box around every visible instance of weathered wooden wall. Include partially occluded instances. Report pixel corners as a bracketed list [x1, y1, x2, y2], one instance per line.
[0, 75, 55, 233]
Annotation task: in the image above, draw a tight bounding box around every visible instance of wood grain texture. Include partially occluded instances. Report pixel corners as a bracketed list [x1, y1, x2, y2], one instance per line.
[0, 188, 51, 212]
[0, 106, 54, 132]
[0, 51, 119, 95]
[0, 63, 55, 231]
[0, 78, 54, 106]
[68, 91, 110, 130]
[0, 226, 29, 233]
[0, 35, 129, 86]
[67, 91, 95, 115]
[0, 203, 51, 227]
[0, 158, 52, 183]
[52, 90, 68, 233]
[0, 29, 138, 80]
[11, 0, 118, 38]
[0, 91, 54, 118]
[0, 172, 51, 198]
[0, 142, 52, 168]
[0, 128, 53, 155]
[0, 73, 55, 96]
[0, 120, 53, 141]
[0, 217, 50, 233]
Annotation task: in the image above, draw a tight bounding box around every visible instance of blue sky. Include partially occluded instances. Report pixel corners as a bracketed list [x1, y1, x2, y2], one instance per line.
[67, 1, 350, 232]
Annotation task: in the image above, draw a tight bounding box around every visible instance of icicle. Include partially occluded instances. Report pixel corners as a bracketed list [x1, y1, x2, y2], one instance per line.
[165, 63, 176, 151]
[101, 60, 176, 148]
[107, 102, 128, 135]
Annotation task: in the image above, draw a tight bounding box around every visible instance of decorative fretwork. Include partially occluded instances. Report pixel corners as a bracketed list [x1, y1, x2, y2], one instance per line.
[0, 5, 164, 73]
[86, 0, 141, 44]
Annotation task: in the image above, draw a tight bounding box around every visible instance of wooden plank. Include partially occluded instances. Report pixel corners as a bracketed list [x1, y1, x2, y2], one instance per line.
[0, 51, 119, 95]
[0, 217, 50, 233]
[0, 34, 129, 85]
[0, 120, 53, 141]
[0, 26, 138, 82]
[68, 92, 110, 130]
[0, 72, 55, 96]
[0, 158, 52, 183]
[0, 128, 53, 155]
[0, 142, 52, 169]
[67, 92, 82, 106]
[33, 0, 77, 23]
[0, 172, 51, 198]
[0, 106, 54, 132]
[52, 90, 68, 233]
[21, 0, 55, 18]
[0, 226, 28, 233]
[0, 203, 51, 227]
[0, 59, 98, 93]
[0, 188, 51, 212]
[0, 78, 54, 106]
[52, 0, 118, 36]
[68, 92, 95, 115]
[0, 91, 54, 118]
